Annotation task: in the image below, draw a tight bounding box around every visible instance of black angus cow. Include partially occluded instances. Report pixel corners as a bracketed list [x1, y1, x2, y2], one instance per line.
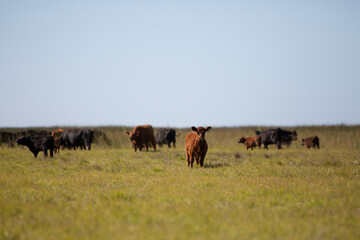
[82, 129, 94, 150]
[60, 129, 94, 150]
[255, 128, 297, 150]
[155, 128, 179, 148]
[255, 130, 292, 148]
[16, 136, 54, 157]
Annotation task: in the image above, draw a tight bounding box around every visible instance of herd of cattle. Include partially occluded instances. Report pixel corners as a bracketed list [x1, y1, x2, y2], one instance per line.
[0, 125, 320, 167]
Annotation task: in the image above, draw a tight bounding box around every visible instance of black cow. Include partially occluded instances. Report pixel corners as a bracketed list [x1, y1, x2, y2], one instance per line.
[255, 130, 293, 148]
[82, 129, 94, 150]
[16, 136, 54, 157]
[60, 129, 94, 150]
[255, 128, 297, 150]
[155, 128, 179, 148]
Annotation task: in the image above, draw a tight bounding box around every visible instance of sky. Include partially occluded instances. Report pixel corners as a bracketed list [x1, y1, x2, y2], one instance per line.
[1, 1, 359, 128]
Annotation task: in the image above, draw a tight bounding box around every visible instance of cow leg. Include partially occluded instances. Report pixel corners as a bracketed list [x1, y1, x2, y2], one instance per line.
[200, 156, 205, 167]
[152, 140, 156, 151]
[145, 143, 149, 151]
[32, 150, 39, 157]
[264, 145, 268, 150]
[186, 153, 190, 167]
[43, 148, 48, 157]
[167, 141, 171, 148]
[190, 154, 194, 168]
[49, 147, 53, 158]
[277, 142, 282, 150]
[134, 145, 137, 152]
[195, 157, 199, 165]
[173, 140, 176, 148]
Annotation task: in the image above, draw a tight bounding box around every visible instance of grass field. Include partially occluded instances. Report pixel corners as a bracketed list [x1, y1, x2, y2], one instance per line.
[0, 126, 360, 239]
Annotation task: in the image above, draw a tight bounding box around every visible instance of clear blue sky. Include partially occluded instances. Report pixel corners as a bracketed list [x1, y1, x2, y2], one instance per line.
[1, 1, 359, 127]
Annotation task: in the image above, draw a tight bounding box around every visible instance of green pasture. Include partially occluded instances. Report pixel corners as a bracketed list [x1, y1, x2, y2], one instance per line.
[0, 126, 360, 239]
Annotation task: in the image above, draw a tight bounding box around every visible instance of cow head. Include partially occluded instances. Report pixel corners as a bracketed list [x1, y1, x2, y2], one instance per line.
[255, 130, 262, 136]
[191, 126, 211, 139]
[126, 131, 140, 141]
[301, 138, 305, 145]
[238, 137, 246, 143]
[16, 136, 31, 146]
[290, 130, 298, 140]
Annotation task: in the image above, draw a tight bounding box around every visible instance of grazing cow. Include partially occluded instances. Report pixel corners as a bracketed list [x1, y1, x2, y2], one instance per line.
[60, 129, 94, 150]
[16, 136, 54, 157]
[255, 130, 293, 148]
[302, 136, 320, 149]
[185, 126, 211, 168]
[238, 136, 261, 150]
[126, 125, 156, 152]
[155, 128, 179, 148]
[255, 128, 297, 150]
[51, 128, 64, 138]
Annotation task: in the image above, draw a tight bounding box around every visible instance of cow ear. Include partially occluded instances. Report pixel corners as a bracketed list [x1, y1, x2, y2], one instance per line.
[126, 131, 130, 135]
[293, 130, 297, 135]
[191, 126, 197, 132]
[206, 127, 211, 131]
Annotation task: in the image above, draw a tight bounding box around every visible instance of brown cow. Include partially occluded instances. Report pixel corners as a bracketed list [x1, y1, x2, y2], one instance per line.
[53, 137, 60, 154]
[126, 125, 156, 152]
[52, 129, 64, 138]
[302, 136, 320, 149]
[238, 136, 261, 150]
[185, 126, 211, 168]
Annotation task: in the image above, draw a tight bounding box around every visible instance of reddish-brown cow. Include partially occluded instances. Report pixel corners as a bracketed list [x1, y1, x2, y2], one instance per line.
[238, 136, 261, 150]
[185, 126, 211, 168]
[52, 129, 64, 138]
[126, 125, 156, 152]
[53, 137, 60, 154]
[302, 136, 320, 149]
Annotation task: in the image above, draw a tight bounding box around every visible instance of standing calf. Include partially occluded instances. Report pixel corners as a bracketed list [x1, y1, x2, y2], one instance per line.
[238, 136, 261, 150]
[16, 136, 54, 157]
[302, 136, 320, 149]
[185, 126, 211, 168]
[126, 125, 156, 152]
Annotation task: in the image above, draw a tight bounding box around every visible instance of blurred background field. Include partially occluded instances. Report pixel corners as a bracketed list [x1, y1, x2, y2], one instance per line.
[2, 125, 359, 150]
[0, 125, 359, 240]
